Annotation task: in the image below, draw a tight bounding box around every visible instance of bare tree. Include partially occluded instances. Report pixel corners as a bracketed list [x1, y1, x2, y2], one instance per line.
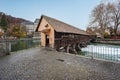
[86, 27, 96, 34]
[88, 1, 120, 37]
[110, 1, 120, 35]
[90, 3, 110, 37]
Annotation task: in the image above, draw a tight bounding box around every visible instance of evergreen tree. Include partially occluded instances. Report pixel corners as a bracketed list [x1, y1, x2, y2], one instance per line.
[0, 14, 8, 32]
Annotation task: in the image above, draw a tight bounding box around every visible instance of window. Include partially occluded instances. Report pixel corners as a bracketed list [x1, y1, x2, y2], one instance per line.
[45, 24, 48, 27]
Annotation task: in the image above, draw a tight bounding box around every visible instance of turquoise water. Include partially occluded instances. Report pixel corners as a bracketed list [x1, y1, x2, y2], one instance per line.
[11, 39, 40, 52]
[81, 44, 120, 62]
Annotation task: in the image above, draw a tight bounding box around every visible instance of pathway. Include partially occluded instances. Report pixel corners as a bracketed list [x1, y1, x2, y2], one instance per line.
[0, 47, 120, 80]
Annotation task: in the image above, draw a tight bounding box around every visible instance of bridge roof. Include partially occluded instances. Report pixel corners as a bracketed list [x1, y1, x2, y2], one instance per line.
[36, 15, 90, 35]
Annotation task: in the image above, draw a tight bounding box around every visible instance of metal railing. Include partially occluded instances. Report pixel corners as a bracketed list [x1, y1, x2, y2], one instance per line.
[0, 38, 41, 54]
[11, 38, 41, 52]
[81, 46, 120, 62]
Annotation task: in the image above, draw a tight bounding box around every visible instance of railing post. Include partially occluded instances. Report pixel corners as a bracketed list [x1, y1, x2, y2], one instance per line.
[5, 39, 11, 55]
[91, 46, 93, 59]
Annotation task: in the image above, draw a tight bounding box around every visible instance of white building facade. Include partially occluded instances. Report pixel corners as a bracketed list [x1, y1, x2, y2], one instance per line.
[21, 19, 39, 35]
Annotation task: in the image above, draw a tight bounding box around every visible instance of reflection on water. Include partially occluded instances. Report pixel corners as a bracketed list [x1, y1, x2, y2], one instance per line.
[81, 44, 120, 62]
[11, 39, 40, 52]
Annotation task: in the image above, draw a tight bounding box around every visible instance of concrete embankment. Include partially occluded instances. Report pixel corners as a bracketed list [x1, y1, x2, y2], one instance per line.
[96, 39, 120, 45]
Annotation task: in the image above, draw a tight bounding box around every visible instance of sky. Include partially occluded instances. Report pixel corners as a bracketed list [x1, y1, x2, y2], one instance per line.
[0, 0, 116, 30]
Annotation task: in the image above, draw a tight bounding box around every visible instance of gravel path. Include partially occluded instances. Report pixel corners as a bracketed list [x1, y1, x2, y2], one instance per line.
[0, 47, 120, 80]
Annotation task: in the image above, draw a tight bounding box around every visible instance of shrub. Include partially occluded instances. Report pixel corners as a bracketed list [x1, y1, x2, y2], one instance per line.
[104, 32, 110, 38]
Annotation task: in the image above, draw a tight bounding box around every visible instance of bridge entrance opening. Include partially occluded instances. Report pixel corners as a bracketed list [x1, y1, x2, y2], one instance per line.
[46, 35, 49, 47]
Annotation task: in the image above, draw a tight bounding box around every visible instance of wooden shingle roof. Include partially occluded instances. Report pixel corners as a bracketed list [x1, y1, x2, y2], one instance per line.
[36, 15, 89, 35]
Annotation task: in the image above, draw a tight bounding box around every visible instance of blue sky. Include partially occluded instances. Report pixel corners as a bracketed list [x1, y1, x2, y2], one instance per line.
[0, 0, 114, 30]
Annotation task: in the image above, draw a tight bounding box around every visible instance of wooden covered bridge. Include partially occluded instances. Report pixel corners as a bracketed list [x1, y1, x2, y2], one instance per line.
[36, 15, 95, 54]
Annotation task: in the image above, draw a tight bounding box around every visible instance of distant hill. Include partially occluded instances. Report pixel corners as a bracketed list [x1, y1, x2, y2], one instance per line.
[0, 12, 32, 25]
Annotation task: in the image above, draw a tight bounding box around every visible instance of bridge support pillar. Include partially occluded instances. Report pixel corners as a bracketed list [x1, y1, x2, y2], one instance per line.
[66, 44, 70, 53]
[77, 43, 81, 51]
[75, 43, 81, 52]
[73, 43, 77, 55]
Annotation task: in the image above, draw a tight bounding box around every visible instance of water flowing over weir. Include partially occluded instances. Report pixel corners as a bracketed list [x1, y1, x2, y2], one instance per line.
[81, 44, 120, 62]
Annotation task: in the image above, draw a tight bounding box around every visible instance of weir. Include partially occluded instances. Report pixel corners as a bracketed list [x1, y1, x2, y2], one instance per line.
[81, 44, 120, 62]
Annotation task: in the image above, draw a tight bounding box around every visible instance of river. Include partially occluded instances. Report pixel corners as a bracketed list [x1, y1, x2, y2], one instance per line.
[11, 39, 41, 52]
[81, 43, 120, 62]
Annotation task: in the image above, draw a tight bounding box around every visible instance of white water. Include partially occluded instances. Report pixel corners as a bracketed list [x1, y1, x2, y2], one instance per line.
[82, 45, 120, 55]
[81, 44, 120, 61]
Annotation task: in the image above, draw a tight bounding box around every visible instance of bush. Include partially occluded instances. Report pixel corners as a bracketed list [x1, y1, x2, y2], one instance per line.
[104, 32, 110, 38]
[11, 25, 27, 38]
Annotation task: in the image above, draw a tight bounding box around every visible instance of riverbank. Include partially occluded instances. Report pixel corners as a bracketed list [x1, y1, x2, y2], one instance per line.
[0, 47, 120, 80]
[95, 39, 120, 45]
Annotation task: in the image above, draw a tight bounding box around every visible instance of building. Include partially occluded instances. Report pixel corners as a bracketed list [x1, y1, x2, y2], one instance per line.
[0, 27, 3, 32]
[36, 15, 92, 52]
[34, 19, 40, 31]
[0, 27, 4, 38]
[21, 21, 34, 35]
[21, 19, 39, 35]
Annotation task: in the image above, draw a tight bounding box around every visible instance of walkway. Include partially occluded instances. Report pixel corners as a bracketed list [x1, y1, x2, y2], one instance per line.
[0, 47, 120, 80]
